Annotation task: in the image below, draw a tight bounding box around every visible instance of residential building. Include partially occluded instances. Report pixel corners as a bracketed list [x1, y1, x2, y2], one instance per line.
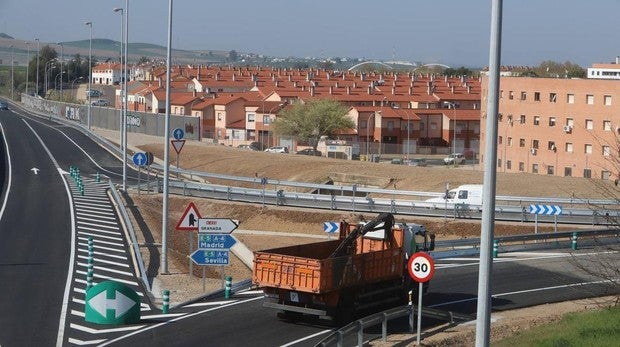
[481, 74, 620, 180]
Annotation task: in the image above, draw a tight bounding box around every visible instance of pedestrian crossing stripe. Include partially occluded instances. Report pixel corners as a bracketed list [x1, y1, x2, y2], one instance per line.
[176, 202, 202, 231]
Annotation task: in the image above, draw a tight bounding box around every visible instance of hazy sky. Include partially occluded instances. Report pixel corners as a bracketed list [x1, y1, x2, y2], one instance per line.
[1, 0, 619, 67]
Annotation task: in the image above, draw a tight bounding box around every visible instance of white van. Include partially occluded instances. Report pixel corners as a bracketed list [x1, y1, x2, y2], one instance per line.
[426, 184, 483, 210]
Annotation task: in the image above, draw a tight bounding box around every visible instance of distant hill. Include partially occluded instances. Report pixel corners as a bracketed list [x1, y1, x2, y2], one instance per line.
[0, 33, 15, 39]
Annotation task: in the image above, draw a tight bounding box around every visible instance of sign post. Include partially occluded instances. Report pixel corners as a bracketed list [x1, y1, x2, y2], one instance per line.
[323, 221, 339, 240]
[172, 128, 185, 179]
[529, 204, 562, 233]
[407, 252, 435, 345]
[132, 152, 147, 194]
[176, 202, 202, 276]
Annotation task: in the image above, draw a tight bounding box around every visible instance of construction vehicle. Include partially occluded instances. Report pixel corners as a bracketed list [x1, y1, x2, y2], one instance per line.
[252, 213, 435, 323]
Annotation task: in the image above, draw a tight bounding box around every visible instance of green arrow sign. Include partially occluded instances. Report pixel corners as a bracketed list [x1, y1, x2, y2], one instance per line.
[85, 280, 141, 325]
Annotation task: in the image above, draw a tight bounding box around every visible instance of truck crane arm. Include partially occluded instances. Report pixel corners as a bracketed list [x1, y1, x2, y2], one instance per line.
[328, 212, 395, 258]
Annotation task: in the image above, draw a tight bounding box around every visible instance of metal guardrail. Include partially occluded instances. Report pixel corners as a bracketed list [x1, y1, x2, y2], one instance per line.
[108, 180, 151, 292]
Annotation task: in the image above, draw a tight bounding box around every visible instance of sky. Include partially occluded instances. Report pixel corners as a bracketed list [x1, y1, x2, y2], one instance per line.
[1, 0, 619, 67]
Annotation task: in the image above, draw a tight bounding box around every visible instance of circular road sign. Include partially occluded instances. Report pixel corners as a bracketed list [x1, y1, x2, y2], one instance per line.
[132, 152, 147, 167]
[407, 252, 435, 283]
[172, 128, 185, 140]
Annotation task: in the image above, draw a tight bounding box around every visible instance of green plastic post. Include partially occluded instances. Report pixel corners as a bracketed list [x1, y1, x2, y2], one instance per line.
[96, 172, 100, 183]
[162, 290, 170, 314]
[571, 232, 578, 250]
[225, 276, 232, 299]
[493, 239, 499, 258]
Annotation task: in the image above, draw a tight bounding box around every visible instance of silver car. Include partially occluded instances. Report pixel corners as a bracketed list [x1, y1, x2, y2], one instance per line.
[264, 146, 289, 153]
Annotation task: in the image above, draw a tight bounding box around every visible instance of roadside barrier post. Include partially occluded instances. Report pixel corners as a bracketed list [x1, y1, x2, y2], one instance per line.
[86, 237, 94, 290]
[96, 172, 100, 183]
[162, 289, 170, 313]
[493, 239, 499, 258]
[225, 276, 232, 299]
[571, 232, 578, 250]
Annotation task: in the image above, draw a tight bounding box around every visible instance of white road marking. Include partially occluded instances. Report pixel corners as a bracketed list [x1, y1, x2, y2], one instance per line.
[280, 329, 333, 347]
[67, 337, 107, 345]
[70, 323, 145, 334]
[185, 300, 238, 307]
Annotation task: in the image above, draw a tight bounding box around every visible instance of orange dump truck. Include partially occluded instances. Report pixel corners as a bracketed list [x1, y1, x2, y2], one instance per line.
[252, 213, 434, 322]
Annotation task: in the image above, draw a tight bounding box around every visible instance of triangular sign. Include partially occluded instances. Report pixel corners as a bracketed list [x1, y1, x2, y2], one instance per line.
[171, 139, 186, 154]
[176, 202, 202, 231]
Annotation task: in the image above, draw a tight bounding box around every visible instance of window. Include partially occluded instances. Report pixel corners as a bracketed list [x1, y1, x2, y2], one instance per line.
[387, 121, 394, 131]
[420, 122, 425, 131]
[532, 139, 539, 149]
[603, 145, 610, 156]
[498, 113, 503, 122]
[532, 164, 539, 174]
[567, 94, 575, 104]
[498, 136, 503, 145]
[564, 167, 572, 177]
[506, 160, 512, 170]
[519, 162, 525, 172]
[217, 112, 222, 121]
[547, 165, 555, 175]
[566, 118, 574, 127]
[601, 171, 611, 180]
[520, 114, 526, 124]
[586, 94, 594, 105]
[458, 190, 468, 199]
[566, 142, 573, 152]
[548, 141, 556, 151]
[534, 116, 540, 125]
[603, 120, 612, 131]
[520, 91, 526, 100]
[583, 169, 591, 178]
[519, 138, 526, 147]
[534, 92, 540, 101]
[604, 95, 612, 106]
[247, 113, 255, 122]
[585, 119, 593, 130]
[263, 115, 270, 124]
[508, 137, 513, 146]
[498, 159, 502, 168]
[585, 144, 592, 154]
[509, 91, 514, 100]
[549, 93, 557, 102]
[549, 117, 556, 126]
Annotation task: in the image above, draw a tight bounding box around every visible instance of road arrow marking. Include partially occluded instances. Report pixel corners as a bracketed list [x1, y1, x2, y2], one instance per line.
[31, 167, 40, 175]
[90, 290, 137, 319]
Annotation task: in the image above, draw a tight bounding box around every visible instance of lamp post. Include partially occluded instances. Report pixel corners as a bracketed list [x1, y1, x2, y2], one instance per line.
[35, 38, 40, 96]
[444, 101, 457, 165]
[10, 45, 14, 100]
[71, 76, 83, 91]
[162, 0, 174, 275]
[122, 0, 129, 193]
[85, 21, 93, 130]
[366, 113, 373, 159]
[25, 41, 30, 95]
[57, 42, 63, 101]
[44, 59, 56, 97]
[55, 71, 65, 100]
[113, 7, 124, 153]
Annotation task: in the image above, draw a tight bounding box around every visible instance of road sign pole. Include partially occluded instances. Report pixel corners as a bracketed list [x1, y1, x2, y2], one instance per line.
[416, 281, 423, 346]
[189, 232, 193, 277]
[138, 166, 141, 195]
[534, 214, 538, 233]
[176, 152, 180, 178]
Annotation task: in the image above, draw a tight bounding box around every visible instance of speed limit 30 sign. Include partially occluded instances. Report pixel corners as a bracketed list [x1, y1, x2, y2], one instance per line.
[407, 252, 435, 283]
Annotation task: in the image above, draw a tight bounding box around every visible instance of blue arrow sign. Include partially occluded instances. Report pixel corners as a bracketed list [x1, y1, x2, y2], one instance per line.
[190, 249, 230, 266]
[529, 204, 562, 215]
[323, 222, 339, 233]
[172, 128, 185, 140]
[198, 234, 237, 249]
[132, 152, 147, 167]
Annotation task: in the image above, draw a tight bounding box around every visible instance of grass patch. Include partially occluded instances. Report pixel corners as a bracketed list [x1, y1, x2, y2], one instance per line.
[494, 305, 619, 347]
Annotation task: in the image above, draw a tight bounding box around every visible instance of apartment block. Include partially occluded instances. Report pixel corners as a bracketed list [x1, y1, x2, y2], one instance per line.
[481, 75, 620, 180]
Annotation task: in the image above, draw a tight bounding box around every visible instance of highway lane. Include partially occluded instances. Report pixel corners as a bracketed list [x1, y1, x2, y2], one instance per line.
[99, 248, 617, 346]
[0, 110, 73, 346]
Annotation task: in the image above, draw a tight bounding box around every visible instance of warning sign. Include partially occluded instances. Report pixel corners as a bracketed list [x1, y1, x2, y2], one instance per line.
[176, 202, 202, 231]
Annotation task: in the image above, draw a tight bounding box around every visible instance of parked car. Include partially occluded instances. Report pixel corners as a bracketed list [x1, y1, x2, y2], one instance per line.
[443, 153, 467, 165]
[264, 146, 289, 153]
[0, 101, 8, 110]
[238, 144, 260, 151]
[85, 89, 102, 97]
[91, 99, 109, 106]
[407, 158, 427, 167]
[390, 158, 404, 165]
[296, 148, 322, 156]
[249, 141, 265, 151]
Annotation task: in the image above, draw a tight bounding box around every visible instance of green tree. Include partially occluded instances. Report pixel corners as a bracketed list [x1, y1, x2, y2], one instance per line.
[273, 99, 355, 149]
[228, 50, 238, 62]
[138, 56, 150, 65]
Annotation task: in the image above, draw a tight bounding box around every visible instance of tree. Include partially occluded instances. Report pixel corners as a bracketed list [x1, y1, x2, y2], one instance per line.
[272, 99, 355, 150]
[228, 50, 238, 62]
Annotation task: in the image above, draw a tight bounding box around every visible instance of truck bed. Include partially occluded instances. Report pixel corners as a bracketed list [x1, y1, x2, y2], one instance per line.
[253, 229, 405, 294]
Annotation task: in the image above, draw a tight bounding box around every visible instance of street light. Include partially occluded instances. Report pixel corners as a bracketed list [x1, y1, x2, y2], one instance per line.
[10, 45, 14, 100]
[113, 7, 124, 152]
[57, 42, 63, 101]
[85, 21, 93, 130]
[25, 41, 30, 95]
[71, 76, 83, 91]
[55, 71, 66, 99]
[444, 101, 457, 163]
[35, 38, 40, 96]
[44, 59, 57, 96]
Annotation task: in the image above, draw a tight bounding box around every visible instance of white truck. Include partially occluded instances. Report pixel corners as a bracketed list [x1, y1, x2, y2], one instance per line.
[425, 184, 483, 210]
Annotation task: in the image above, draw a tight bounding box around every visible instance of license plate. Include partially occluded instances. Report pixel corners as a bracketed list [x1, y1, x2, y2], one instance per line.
[290, 292, 299, 302]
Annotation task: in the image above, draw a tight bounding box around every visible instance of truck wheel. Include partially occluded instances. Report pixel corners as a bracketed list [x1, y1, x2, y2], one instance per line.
[334, 295, 355, 325]
[277, 310, 303, 322]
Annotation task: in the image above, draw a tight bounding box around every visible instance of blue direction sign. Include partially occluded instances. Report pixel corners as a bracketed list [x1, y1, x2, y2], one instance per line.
[172, 128, 185, 140]
[323, 222, 339, 233]
[529, 204, 562, 215]
[132, 152, 147, 167]
[190, 249, 230, 265]
[198, 234, 237, 249]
